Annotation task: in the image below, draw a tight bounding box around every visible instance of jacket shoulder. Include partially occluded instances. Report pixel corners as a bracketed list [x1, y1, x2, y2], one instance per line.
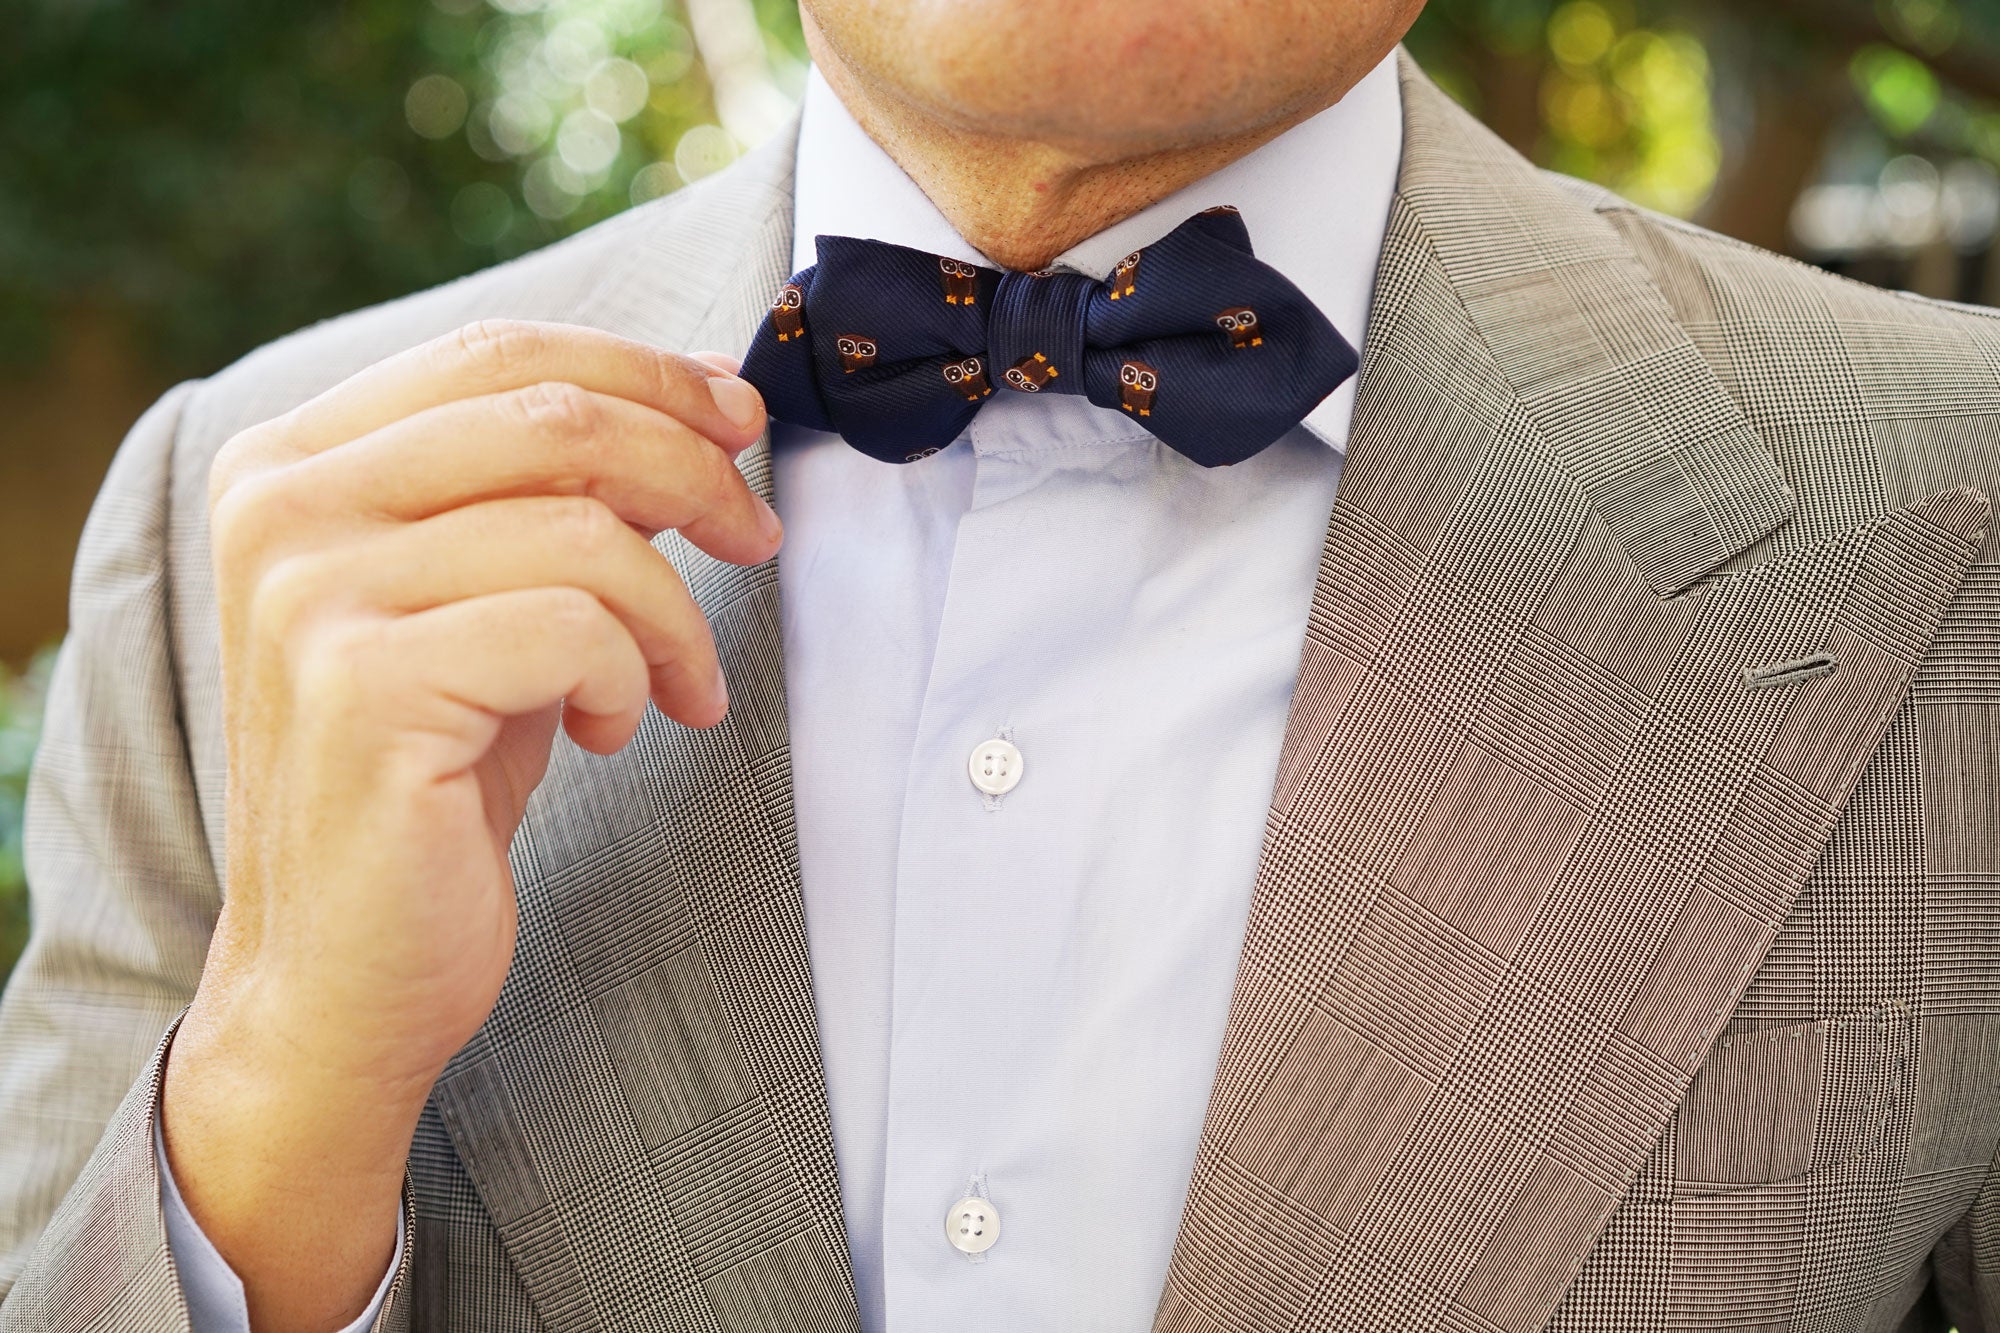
[1552, 170, 2000, 380]
[1546, 171, 2000, 527]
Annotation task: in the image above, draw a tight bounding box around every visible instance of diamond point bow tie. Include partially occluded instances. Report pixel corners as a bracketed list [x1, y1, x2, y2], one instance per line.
[738, 206, 1360, 468]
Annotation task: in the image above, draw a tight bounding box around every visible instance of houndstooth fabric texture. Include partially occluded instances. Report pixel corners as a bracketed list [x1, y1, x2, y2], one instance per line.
[3, 52, 1998, 1333]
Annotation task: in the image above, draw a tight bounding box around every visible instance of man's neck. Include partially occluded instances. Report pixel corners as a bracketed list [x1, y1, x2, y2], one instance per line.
[804, 33, 1355, 272]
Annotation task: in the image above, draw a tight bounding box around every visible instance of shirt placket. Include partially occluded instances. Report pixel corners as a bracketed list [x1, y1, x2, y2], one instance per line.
[877, 416, 1129, 1327]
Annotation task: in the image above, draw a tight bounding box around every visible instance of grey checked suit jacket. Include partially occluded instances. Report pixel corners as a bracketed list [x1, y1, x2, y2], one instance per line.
[3, 53, 1999, 1333]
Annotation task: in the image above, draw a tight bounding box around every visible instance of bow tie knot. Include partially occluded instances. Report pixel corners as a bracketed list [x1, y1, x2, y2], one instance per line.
[741, 207, 1358, 467]
[983, 268, 1091, 398]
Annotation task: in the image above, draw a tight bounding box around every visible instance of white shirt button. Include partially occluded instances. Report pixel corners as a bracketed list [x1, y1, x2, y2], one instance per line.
[967, 738, 1024, 796]
[946, 1196, 1001, 1254]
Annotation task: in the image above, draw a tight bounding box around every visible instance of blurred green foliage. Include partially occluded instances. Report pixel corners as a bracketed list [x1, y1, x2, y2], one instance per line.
[1408, 0, 2000, 229]
[5, 0, 1996, 383]
[1, 0, 804, 377]
[1410, 0, 1723, 214]
[0, 648, 54, 984]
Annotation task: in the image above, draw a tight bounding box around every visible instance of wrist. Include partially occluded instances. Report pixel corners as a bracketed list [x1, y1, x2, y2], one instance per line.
[165, 981, 433, 1189]
[181, 941, 449, 1098]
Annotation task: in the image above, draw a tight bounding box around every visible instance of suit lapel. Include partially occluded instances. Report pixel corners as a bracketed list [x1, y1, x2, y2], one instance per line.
[1155, 56, 1988, 1333]
[432, 126, 860, 1333]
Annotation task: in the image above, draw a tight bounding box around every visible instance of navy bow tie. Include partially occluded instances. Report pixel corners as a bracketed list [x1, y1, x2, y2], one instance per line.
[739, 207, 1359, 468]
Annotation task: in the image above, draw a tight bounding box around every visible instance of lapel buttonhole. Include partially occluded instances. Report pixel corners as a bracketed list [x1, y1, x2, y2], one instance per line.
[1742, 652, 1838, 689]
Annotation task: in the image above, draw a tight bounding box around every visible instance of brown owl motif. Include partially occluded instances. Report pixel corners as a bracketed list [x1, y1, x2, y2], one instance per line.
[836, 333, 879, 373]
[903, 445, 944, 463]
[942, 355, 992, 401]
[1198, 204, 1241, 217]
[939, 257, 980, 306]
[770, 283, 805, 341]
[1003, 352, 1060, 392]
[1216, 306, 1262, 348]
[1119, 359, 1158, 416]
[1108, 251, 1141, 300]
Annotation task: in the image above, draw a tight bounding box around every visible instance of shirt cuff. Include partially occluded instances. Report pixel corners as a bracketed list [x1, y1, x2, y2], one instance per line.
[154, 1109, 405, 1333]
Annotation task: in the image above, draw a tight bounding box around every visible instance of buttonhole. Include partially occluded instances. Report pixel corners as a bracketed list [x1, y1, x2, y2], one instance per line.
[1742, 652, 1837, 690]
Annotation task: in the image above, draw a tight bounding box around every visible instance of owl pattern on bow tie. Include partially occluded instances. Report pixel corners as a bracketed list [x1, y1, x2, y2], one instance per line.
[942, 355, 993, 401]
[1004, 352, 1060, 392]
[1108, 251, 1141, 300]
[836, 334, 879, 372]
[769, 283, 805, 341]
[1216, 307, 1262, 348]
[938, 258, 979, 306]
[739, 208, 1359, 468]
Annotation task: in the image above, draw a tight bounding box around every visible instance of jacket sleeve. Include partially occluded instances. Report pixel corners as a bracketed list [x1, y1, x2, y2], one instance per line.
[0, 380, 414, 1332]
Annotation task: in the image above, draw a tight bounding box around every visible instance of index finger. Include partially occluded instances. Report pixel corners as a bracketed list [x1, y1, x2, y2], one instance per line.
[250, 320, 765, 466]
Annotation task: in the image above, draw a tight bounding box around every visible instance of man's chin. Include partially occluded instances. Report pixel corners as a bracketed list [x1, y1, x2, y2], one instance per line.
[803, 0, 1363, 156]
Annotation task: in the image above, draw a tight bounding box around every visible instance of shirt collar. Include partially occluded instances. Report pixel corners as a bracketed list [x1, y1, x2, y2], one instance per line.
[789, 52, 1405, 452]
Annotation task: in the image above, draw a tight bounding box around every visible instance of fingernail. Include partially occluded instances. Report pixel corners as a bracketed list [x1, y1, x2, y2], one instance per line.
[708, 374, 763, 432]
[711, 671, 730, 717]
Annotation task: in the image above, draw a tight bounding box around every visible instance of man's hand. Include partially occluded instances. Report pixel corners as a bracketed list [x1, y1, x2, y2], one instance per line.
[161, 321, 775, 1332]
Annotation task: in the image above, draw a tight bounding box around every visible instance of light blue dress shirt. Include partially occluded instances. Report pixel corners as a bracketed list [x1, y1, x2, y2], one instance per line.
[156, 53, 1403, 1333]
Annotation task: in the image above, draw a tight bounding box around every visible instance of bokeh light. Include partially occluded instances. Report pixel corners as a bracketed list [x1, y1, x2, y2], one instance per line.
[587, 58, 652, 121]
[411, 0, 803, 257]
[451, 180, 516, 244]
[674, 122, 738, 181]
[1535, 1, 1721, 217]
[1853, 45, 1943, 138]
[405, 74, 471, 140]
